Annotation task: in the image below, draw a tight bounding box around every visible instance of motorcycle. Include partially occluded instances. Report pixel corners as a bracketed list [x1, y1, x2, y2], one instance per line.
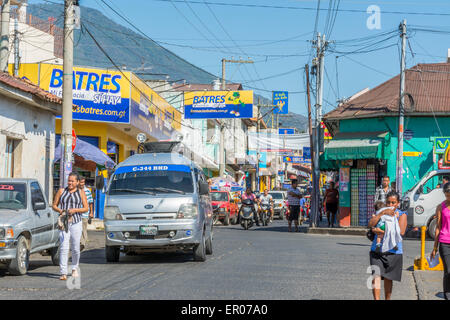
[212, 205, 220, 225]
[239, 199, 255, 230]
[259, 203, 272, 226]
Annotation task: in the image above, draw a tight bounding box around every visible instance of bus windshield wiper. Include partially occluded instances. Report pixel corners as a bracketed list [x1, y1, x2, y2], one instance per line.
[110, 188, 155, 195]
[143, 187, 186, 194]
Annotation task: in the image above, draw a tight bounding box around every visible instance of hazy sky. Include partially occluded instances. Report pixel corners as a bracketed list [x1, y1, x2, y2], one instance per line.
[31, 0, 450, 117]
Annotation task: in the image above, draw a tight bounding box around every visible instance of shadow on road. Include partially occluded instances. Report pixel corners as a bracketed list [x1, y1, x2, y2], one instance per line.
[80, 248, 199, 265]
[336, 242, 370, 247]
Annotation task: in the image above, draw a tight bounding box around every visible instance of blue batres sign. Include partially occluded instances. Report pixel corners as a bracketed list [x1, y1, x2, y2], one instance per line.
[273, 91, 288, 114]
[49, 68, 130, 124]
[278, 128, 295, 135]
[303, 147, 311, 161]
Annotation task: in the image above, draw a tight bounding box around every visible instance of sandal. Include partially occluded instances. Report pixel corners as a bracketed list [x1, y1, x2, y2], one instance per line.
[59, 275, 67, 281]
[71, 269, 79, 278]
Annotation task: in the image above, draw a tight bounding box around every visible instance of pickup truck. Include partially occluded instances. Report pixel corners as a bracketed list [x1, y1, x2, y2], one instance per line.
[0, 179, 60, 275]
[402, 169, 450, 239]
[210, 191, 239, 225]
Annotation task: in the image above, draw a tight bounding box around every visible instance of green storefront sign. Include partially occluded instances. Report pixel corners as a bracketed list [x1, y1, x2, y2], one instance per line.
[433, 137, 450, 154]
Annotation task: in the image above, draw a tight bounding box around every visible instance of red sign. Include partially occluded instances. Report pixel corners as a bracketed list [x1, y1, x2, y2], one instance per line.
[72, 129, 77, 152]
[0, 185, 14, 190]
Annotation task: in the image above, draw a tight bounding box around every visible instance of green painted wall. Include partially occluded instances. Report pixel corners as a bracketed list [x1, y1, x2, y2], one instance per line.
[338, 116, 450, 194]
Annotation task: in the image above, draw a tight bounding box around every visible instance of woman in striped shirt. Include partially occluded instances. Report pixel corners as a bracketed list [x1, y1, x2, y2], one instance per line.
[52, 172, 88, 280]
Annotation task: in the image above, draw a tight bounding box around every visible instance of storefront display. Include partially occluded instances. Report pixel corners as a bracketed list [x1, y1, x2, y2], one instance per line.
[350, 164, 377, 227]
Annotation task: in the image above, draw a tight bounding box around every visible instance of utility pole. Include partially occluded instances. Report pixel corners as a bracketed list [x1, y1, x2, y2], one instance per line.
[13, 15, 19, 76]
[311, 33, 327, 227]
[219, 58, 253, 178]
[396, 19, 407, 196]
[256, 98, 261, 193]
[60, 0, 75, 188]
[305, 64, 315, 227]
[0, 0, 10, 72]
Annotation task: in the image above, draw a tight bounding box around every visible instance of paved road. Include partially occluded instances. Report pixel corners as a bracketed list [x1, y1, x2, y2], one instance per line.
[0, 220, 425, 300]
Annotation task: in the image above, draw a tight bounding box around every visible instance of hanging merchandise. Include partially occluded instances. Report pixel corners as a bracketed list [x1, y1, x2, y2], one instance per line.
[350, 164, 378, 227]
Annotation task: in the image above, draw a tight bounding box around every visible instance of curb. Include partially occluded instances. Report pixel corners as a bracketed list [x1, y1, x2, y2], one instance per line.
[300, 226, 367, 236]
[413, 270, 426, 300]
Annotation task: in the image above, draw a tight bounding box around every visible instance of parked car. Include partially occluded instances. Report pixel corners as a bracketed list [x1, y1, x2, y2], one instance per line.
[268, 191, 287, 220]
[210, 191, 239, 225]
[104, 142, 213, 262]
[0, 179, 60, 275]
[402, 169, 450, 239]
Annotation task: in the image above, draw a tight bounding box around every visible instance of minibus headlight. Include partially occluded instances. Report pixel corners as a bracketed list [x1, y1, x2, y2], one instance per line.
[104, 206, 123, 221]
[177, 204, 198, 219]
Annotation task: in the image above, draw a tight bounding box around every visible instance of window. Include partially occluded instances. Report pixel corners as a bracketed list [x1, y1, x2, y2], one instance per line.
[0, 183, 26, 210]
[5, 138, 18, 178]
[30, 182, 45, 204]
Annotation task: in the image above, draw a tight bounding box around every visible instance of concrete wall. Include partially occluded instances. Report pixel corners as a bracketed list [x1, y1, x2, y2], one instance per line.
[0, 94, 56, 201]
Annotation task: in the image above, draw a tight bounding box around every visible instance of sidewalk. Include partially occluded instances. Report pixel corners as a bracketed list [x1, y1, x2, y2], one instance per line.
[414, 270, 446, 300]
[87, 218, 105, 231]
[301, 216, 422, 239]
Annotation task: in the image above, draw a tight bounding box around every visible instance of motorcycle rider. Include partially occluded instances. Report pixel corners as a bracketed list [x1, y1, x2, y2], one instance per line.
[258, 189, 274, 223]
[240, 186, 259, 226]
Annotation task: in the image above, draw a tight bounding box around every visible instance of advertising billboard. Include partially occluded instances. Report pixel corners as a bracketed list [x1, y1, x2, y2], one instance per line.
[38, 64, 132, 123]
[130, 74, 182, 141]
[272, 91, 288, 114]
[184, 90, 253, 119]
[18, 63, 182, 139]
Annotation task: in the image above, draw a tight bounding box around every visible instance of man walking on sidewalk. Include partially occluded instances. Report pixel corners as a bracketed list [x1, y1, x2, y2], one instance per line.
[79, 177, 94, 251]
[287, 179, 302, 232]
[375, 176, 392, 203]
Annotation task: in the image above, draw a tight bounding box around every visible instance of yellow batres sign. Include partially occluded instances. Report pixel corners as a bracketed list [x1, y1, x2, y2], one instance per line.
[403, 151, 423, 157]
[184, 90, 253, 119]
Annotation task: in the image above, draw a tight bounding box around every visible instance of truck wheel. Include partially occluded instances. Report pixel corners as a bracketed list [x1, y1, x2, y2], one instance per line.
[8, 236, 30, 276]
[427, 218, 437, 240]
[193, 233, 206, 261]
[205, 234, 213, 255]
[223, 212, 230, 226]
[50, 246, 60, 266]
[105, 246, 120, 262]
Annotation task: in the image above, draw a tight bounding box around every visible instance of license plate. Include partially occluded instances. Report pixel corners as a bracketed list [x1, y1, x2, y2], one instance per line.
[139, 225, 158, 236]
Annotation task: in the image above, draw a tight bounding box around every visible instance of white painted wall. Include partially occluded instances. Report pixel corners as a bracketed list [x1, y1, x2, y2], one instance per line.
[8, 18, 59, 65]
[0, 94, 56, 201]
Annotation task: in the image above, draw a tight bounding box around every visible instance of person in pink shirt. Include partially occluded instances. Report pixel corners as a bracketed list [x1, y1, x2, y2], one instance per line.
[431, 182, 450, 300]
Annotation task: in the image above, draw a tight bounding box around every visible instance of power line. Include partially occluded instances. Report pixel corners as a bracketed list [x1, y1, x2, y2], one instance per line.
[150, 0, 450, 16]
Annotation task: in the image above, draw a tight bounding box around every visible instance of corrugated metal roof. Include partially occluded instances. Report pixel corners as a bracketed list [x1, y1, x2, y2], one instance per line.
[324, 62, 450, 120]
[0, 72, 62, 105]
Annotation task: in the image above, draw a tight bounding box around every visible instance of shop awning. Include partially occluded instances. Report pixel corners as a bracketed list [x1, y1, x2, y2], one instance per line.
[322, 131, 390, 161]
[54, 138, 116, 170]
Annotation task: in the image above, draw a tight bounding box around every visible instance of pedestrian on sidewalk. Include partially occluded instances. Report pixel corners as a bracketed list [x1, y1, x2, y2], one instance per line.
[367, 191, 407, 300]
[430, 182, 450, 300]
[52, 172, 89, 281]
[323, 181, 339, 228]
[287, 179, 302, 232]
[375, 176, 392, 203]
[79, 177, 94, 252]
